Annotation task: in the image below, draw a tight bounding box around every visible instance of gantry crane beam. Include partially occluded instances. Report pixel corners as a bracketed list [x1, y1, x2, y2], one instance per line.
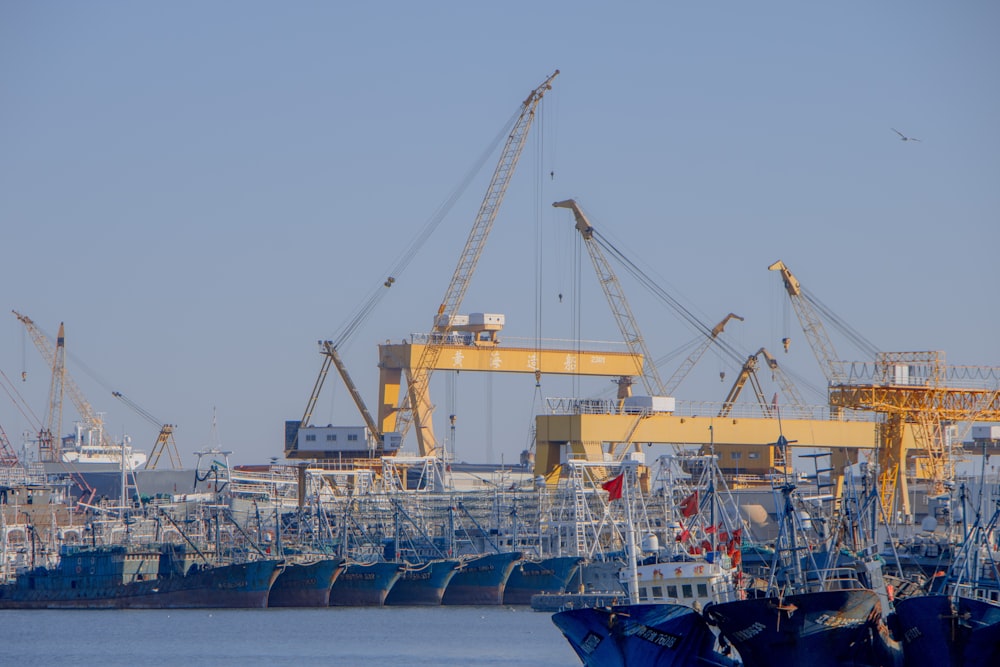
[395, 70, 559, 458]
[378, 341, 645, 438]
[552, 199, 664, 397]
[533, 411, 880, 481]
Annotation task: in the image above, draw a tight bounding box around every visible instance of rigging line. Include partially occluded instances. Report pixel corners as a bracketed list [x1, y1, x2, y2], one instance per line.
[329, 108, 521, 348]
[593, 231, 747, 367]
[803, 288, 880, 358]
[0, 368, 42, 428]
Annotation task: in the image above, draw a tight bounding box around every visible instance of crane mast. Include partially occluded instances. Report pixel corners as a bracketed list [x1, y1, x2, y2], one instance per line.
[396, 70, 559, 457]
[552, 198, 664, 397]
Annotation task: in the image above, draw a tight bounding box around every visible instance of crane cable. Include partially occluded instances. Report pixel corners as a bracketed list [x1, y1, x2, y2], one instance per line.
[329, 109, 521, 351]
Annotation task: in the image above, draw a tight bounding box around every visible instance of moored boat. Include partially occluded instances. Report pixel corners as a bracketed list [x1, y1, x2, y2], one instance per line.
[553, 602, 739, 667]
[267, 557, 344, 607]
[328, 560, 403, 607]
[384, 559, 461, 606]
[442, 551, 522, 605]
[503, 555, 582, 605]
[0, 544, 282, 609]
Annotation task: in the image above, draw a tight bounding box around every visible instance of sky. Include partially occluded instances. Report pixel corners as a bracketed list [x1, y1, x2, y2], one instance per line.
[2, 2, 998, 468]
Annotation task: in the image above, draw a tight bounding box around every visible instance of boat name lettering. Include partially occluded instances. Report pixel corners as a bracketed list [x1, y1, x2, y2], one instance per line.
[634, 625, 679, 648]
[343, 573, 377, 581]
[731, 622, 766, 642]
[814, 613, 865, 629]
[903, 626, 922, 643]
[580, 632, 602, 654]
[404, 572, 432, 580]
[465, 565, 495, 573]
[521, 569, 555, 577]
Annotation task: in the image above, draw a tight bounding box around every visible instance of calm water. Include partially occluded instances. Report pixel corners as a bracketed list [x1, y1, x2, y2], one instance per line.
[2, 606, 580, 667]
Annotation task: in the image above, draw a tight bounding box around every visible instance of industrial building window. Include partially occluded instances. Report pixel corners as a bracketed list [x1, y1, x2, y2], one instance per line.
[666, 585, 678, 598]
[748, 452, 760, 459]
[305, 434, 316, 442]
[348, 434, 359, 441]
[682, 584, 693, 598]
[326, 434, 337, 441]
[731, 452, 742, 459]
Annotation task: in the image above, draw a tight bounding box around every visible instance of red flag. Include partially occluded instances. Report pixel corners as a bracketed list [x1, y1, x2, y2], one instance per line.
[731, 528, 742, 545]
[675, 528, 691, 542]
[602, 474, 624, 501]
[705, 524, 717, 534]
[731, 550, 742, 566]
[679, 491, 699, 518]
[719, 531, 729, 543]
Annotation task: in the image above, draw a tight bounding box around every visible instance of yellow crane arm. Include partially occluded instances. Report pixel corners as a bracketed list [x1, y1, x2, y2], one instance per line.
[398, 70, 559, 457]
[553, 198, 663, 397]
[663, 313, 743, 395]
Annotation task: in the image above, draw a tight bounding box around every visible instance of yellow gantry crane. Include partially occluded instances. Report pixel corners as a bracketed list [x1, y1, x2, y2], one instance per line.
[387, 70, 559, 459]
[769, 262, 1000, 520]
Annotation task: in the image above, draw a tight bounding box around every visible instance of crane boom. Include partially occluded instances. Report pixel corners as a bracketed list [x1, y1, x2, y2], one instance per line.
[111, 391, 182, 470]
[397, 70, 559, 457]
[553, 198, 664, 396]
[663, 313, 743, 395]
[13, 311, 111, 454]
[323, 342, 381, 439]
[768, 261, 845, 385]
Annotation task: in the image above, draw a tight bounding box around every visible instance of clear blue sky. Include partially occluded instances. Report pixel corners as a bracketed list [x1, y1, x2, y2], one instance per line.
[2, 2, 998, 467]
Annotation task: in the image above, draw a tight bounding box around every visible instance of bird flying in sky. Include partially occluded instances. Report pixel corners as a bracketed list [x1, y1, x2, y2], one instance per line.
[892, 128, 920, 142]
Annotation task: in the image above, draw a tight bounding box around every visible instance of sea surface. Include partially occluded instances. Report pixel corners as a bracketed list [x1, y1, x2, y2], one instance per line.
[2, 606, 581, 667]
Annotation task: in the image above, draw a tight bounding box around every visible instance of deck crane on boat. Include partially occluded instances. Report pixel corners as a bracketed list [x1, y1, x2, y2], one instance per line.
[0, 422, 19, 467]
[387, 70, 559, 459]
[111, 391, 182, 470]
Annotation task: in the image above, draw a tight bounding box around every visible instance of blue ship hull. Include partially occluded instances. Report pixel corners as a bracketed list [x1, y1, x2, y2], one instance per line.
[704, 589, 902, 667]
[329, 561, 402, 607]
[894, 594, 1000, 667]
[268, 558, 344, 607]
[503, 556, 582, 605]
[442, 552, 522, 606]
[0, 546, 282, 609]
[552, 603, 739, 667]
[384, 559, 461, 606]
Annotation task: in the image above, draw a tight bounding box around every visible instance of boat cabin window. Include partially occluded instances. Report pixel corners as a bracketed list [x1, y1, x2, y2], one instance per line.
[667, 585, 677, 598]
[697, 583, 708, 597]
[652, 586, 663, 599]
[682, 584, 693, 598]
[638, 587, 649, 601]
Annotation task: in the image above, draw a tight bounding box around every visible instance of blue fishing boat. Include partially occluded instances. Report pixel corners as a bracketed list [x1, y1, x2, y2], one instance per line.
[553, 602, 739, 667]
[0, 544, 282, 609]
[328, 560, 402, 607]
[384, 559, 461, 606]
[268, 557, 344, 607]
[503, 556, 582, 605]
[442, 552, 522, 605]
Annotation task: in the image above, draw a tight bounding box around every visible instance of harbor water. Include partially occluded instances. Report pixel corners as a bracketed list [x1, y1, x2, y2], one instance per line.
[1, 606, 580, 666]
